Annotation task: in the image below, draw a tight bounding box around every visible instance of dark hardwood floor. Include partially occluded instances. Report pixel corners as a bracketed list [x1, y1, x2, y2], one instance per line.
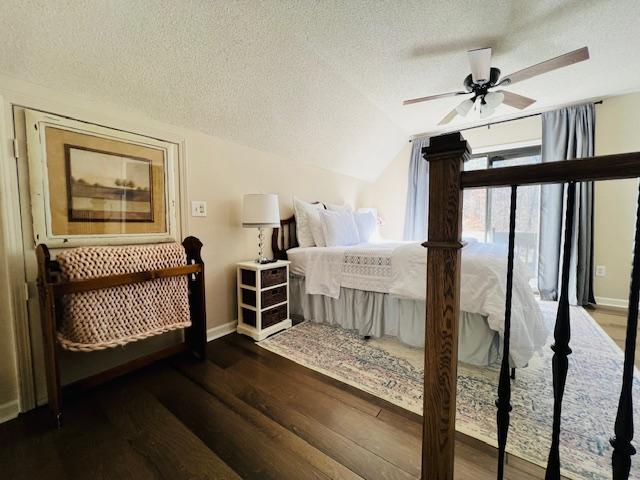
[0, 334, 547, 479]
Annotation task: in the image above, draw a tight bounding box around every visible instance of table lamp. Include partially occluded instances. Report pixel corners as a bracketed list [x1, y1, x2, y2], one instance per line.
[242, 193, 280, 264]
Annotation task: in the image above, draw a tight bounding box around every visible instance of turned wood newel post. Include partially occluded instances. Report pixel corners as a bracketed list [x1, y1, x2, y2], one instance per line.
[421, 132, 469, 480]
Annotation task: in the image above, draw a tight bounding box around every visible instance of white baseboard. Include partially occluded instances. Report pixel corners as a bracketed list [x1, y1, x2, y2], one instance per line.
[207, 320, 237, 342]
[595, 296, 628, 308]
[0, 399, 19, 424]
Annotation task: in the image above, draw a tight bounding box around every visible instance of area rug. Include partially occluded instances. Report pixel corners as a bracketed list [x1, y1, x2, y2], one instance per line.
[259, 301, 640, 480]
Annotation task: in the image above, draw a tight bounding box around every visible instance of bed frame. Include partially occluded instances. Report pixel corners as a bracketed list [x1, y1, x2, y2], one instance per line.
[272, 215, 297, 260]
[36, 236, 207, 428]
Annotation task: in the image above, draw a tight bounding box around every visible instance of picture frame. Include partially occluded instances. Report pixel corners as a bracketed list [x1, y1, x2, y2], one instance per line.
[25, 109, 180, 247]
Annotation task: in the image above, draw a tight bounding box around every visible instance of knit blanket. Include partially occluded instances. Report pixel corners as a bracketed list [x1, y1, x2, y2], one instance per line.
[56, 242, 191, 351]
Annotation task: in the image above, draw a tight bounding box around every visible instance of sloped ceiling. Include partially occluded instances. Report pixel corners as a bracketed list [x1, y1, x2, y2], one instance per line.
[1, 1, 639, 181]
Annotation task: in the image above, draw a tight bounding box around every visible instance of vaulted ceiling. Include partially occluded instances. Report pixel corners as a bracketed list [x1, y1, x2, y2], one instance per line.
[1, 1, 639, 181]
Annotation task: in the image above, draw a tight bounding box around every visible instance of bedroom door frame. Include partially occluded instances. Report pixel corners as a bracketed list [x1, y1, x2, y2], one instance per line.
[0, 93, 34, 413]
[0, 84, 190, 412]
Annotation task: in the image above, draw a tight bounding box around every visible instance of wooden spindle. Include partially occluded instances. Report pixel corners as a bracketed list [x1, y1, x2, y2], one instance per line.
[610, 182, 640, 479]
[495, 185, 517, 480]
[545, 181, 576, 480]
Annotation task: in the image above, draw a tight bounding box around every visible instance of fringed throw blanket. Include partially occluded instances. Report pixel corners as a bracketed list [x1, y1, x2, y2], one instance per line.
[56, 242, 191, 352]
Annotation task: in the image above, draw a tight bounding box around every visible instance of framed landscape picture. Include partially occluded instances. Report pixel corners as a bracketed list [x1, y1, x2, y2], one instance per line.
[65, 145, 154, 223]
[25, 110, 181, 246]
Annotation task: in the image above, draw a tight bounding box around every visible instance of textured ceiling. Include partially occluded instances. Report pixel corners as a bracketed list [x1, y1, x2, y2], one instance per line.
[1, 1, 639, 181]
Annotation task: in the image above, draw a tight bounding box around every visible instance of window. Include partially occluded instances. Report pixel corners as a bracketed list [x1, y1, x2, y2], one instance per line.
[462, 146, 541, 287]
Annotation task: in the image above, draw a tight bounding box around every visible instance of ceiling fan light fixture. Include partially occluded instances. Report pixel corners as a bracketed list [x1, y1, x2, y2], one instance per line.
[455, 98, 475, 116]
[484, 91, 505, 108]
[479, 103, 495, 119]
[467, 47, 492, 84]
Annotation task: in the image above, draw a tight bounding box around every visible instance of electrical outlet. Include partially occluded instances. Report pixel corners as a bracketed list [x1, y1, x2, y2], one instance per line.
[191, 200, 207, 217]
[595, 265, 606, 277]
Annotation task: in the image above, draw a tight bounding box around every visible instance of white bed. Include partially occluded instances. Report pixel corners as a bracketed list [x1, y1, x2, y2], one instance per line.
[286, 240, 548, 368]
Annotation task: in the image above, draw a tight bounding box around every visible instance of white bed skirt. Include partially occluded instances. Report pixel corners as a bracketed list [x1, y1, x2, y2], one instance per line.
[290, 274, 503, 367]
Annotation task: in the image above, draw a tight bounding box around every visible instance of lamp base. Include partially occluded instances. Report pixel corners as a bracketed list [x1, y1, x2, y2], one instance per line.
[255, 257, 277, 264]
[256, 227, 277, 265]
[254, 227, 277, 264]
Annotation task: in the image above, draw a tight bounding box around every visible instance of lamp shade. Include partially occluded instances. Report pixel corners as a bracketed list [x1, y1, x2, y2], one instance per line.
[242, 194, 280, 228]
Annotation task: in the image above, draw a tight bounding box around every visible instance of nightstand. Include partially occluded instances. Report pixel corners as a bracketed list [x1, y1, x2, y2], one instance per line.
[236, 260, 292, 341]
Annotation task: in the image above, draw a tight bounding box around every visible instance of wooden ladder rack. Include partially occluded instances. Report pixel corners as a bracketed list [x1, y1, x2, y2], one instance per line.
[36, 235, 207, 428]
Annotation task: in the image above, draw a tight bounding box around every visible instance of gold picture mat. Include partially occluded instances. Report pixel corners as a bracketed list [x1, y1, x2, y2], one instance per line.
[45, 127, 167, 236]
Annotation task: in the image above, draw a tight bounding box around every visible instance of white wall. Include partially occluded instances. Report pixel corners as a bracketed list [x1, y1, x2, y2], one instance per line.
[0, 197, 19, 421]
[185, 131, 367, 333]
[0, 74, 366, 419]
[0, 88, 21, 421]
[462, 116, 542, 152]
[593, 93, 640, 306]
[358, 143, 411, 239]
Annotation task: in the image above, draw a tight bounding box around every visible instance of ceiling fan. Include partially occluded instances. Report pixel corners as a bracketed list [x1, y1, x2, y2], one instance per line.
[403, 46, 590, 125]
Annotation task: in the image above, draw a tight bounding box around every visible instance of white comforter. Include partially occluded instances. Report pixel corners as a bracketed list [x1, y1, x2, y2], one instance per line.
[291, 240, 548, 367]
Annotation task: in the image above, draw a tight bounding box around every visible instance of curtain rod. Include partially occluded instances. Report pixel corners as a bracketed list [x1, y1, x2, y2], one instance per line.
[409, 100, 603, 142]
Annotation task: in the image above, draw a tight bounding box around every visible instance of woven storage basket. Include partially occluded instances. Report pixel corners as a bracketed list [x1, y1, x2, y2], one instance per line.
[55, 242, 191, 352]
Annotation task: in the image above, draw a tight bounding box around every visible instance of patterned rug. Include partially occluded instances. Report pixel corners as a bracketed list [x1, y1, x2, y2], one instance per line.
[259, 301, 640, 480]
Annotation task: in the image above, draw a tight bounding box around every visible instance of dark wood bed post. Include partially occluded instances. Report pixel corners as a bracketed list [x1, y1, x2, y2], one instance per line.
[36, 244, 63, 427]
[421, 132, 469, 480]
[183, 236, 207, 360]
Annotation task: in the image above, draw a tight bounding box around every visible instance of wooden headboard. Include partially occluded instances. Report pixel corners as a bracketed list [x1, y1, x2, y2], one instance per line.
[271, 202, 324, 260]
[271, 215, 297, 260]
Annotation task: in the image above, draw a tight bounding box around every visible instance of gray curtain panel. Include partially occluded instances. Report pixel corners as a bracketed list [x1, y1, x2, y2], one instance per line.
[538, 103, 595, 305]
[403, 136, 430, 241]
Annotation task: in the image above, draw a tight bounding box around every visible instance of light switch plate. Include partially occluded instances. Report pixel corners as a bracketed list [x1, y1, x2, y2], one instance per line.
[595, 265, 606, 277]
[191, 200, 207, 217]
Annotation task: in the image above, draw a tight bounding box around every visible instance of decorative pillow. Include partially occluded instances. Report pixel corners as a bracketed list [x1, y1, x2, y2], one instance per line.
[353, 211, 377, 243]
[293, 197, 324, 248]
[325, 203, 353, 213]
[319, 209, 360, 247]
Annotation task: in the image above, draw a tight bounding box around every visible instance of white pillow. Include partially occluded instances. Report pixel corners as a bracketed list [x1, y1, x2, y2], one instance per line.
[307, 209, 326, 247]
[353, 211, 377, 243]
[357, 207, 381, 241]
[357, 207, 378, 216]
[293, 197, 324, 247]
[325, 203, 352, 213]
[319, 209, 360, 247]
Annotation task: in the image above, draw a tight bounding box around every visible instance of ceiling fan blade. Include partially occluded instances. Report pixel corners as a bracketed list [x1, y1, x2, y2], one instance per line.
[468, 47, 492, 84]
[437, 108, 459, 125]
[500, 90, 537, 109]
[500, 46, 589, 86]
[403, 91, 468, 105]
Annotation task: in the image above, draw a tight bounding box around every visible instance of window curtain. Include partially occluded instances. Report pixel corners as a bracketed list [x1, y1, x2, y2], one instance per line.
[403, 137, 430, 241]
[537, 103, 596, 305]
